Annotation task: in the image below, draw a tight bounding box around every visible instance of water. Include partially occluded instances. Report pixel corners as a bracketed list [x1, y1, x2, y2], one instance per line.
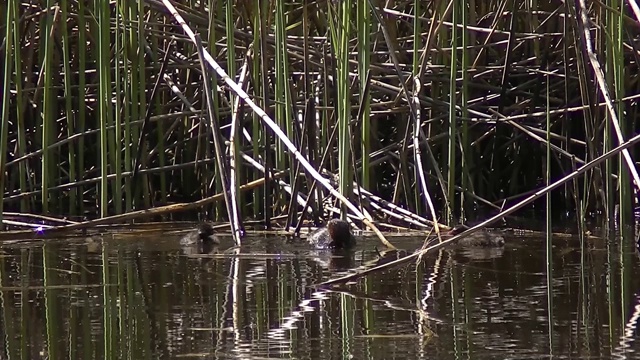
[0, 224, 639, 359]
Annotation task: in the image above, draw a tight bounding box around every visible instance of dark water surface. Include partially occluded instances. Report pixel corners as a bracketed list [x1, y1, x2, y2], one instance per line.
[0, 225, 639, 359]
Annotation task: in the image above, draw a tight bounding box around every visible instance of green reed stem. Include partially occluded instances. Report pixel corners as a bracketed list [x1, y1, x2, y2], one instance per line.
[119, 1, 132, 212]
[358, 1, 371, 192]
[113, 3, 123, 214]
[330, 0, 353, 217]
[446, 0, 458, 223]
[460, 0, 470, 220]
[604, 2, 615, 225]
[0, 1, 14, 228]
[97, 0, 111, 217]
[77, 0, 87, 216]
[252, 0, 263, 218]
[41, 2, 57, 214]
[124, 0, 138, 211]
[137, 1, 149, 210]
[12, 1, 28, 213]
[274, 0, 294, 210]
[151, 34, 168, 207]
[613, 0, 631, 228]
[273, 2, 285, 174]
[61, 0, 78, 216]
[210, 0, 224, 219]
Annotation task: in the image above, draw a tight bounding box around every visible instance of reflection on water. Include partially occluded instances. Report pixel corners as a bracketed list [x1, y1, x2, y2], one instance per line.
[0, 225, 638, 359]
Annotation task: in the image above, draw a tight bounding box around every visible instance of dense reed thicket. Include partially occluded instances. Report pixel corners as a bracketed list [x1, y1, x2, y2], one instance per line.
[1, 0, 640, 232]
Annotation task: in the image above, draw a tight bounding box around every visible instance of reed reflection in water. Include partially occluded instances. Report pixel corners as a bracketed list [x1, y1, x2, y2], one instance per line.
[0, 225, 638, 359]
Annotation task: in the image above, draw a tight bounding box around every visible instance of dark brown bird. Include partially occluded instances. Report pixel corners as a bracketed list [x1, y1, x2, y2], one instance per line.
[443, 224, 505, 247]
[308, 219, 357, 249]
[180, 223, 220, 246]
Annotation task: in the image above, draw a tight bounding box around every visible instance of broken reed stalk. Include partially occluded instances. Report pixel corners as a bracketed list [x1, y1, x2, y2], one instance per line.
[159, 0, 396, 249]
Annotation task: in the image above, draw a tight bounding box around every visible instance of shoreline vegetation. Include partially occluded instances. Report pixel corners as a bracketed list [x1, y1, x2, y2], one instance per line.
[1, 1, 640, 248]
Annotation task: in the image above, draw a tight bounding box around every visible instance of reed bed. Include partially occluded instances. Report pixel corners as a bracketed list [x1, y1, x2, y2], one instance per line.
[1, 0, 639, 236]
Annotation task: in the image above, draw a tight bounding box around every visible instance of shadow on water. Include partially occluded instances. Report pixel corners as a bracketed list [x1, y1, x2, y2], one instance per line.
[0, 224, 639, 359]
